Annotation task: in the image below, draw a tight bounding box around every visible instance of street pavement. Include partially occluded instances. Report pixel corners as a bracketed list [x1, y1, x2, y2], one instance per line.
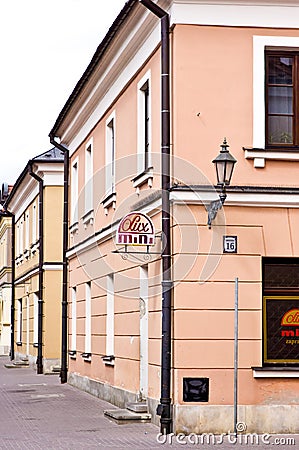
[0, 356, 298, 449]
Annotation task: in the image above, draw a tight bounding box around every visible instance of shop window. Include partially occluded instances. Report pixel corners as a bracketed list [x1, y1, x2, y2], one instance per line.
[263, 258, 299, 365]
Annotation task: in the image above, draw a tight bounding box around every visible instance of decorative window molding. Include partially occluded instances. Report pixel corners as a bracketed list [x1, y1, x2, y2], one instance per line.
[69, 221, 79, 235]
[137, 71, 152, 177]
[85, 281, 91, 355]
[105, 111, 116, 199]
[82, 209, 94, 228]
[71, 287, 77, 353]
[84, 138, 94, 217]
[106, 274, 115, 365]
[101, 192, 116, 215]
[71, 157, 79, 226]
[251, 35, 299, 167]
[132, 166, 153, 194]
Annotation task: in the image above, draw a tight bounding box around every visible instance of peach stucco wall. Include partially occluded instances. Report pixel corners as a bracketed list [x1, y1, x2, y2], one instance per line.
[67, 21, 299, 419]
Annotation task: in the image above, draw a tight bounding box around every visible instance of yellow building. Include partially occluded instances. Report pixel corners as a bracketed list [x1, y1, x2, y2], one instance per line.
[0, 185, 13, 355]
[4, 148, 64, 373]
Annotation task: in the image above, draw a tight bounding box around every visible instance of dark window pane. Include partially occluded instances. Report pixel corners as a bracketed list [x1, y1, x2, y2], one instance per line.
[267, 56, 293, 85]
[264, 264, 299, 289]
[268, 116, 293, 144]
[268, 86, 293, 114]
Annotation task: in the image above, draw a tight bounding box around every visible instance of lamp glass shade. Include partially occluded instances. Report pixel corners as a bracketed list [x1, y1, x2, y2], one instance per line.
[212, 140, 237, 186]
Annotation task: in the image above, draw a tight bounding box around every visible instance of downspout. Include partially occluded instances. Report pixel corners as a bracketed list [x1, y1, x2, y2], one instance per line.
[29, 164, 44, 374]
[49, 134, 69, 384]
[139, 0, 173, 435]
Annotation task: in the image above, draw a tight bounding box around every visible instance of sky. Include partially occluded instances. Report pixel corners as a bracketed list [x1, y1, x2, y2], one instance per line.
[0, 0, 126, 184]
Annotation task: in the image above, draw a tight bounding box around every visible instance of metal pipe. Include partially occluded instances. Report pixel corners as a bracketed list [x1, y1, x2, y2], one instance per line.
[234, 277, 239, 433]
[29, 165, 44, 374]
[49, 134, 69, 384]
[10, 214, 15, 361]
[140, 0, 173, 434]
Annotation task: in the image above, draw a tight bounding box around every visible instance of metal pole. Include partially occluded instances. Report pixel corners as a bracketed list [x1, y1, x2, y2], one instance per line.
[234, 277, 239, 433]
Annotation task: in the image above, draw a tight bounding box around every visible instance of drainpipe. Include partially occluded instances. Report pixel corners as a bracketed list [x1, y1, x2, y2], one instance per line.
[140, 0, 173, 435]
[29, 165, 44, 374]
[49, 134, 69, 384]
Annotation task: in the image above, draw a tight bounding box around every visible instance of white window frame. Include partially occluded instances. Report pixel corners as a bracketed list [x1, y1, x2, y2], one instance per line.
[105, 111, 116, 198]
[32, 202, 37, 244]
[85, 282, 91, 355]
[106, 274, 114, 358]
[71, 157, 79, 228]
[137, 71, 152, 174]
[84, 138, 94, 220]
[71, 286, 77, 352]
[17, 299, 22, 343]
[247, 36, 299, 167]
[25, 210, 30, 252]
[33, 293, 38, 345]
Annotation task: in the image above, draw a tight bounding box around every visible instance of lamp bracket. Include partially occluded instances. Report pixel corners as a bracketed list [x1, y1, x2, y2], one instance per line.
[206, 192, 227, 228]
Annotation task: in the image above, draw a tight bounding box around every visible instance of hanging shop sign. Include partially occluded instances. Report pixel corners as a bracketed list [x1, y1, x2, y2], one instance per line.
[263, 296, 299, 363]
[116, 211, 155, 246]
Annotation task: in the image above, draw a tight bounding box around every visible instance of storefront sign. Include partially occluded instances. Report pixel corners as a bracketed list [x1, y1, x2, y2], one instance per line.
[263, 296, 299, 363]
[116, 211, 155, 246]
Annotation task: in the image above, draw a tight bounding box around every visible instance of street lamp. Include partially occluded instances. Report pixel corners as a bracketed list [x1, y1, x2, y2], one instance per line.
[207, 138, 237, 228]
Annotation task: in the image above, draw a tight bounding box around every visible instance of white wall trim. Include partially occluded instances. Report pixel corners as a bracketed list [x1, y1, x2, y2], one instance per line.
[253, 35, 299, 149]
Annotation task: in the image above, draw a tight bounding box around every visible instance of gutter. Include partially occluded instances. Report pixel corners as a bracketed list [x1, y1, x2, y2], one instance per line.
[29, 164, 44, 374]
[140, 0, 173, 435]
[49, 134, 69, 384]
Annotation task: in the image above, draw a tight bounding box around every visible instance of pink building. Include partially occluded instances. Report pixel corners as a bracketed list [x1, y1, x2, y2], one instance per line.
[49, 0, 299, 434]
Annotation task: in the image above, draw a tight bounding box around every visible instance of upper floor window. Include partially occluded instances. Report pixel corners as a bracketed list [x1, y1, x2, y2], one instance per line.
[266, 52, 298, 147]
[137, 72, 151, 173]
[105, 112, 116, 197]
[84, 139, 93, 215]
[71, 158, 79, 225]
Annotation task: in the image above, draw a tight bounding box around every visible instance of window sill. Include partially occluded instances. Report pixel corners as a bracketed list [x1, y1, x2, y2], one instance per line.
[68, 350, 77, 359]
[252, 366, 299, 378]
[82, 210, 94, 228]
[33, 343, 39, 348]
[243, 147, 299, 168]
[81, 352, 92, 362]
[132, 167, 153, 193]
[101, 355, 115, 366]
[70, 222, 79, 235]
[101, 192, 116, 214]
[16, 342, 22, 346]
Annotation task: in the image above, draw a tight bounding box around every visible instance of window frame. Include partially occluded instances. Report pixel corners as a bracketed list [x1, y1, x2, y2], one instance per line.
[262, 257, 299, 366]
[265, 50, 299, 149]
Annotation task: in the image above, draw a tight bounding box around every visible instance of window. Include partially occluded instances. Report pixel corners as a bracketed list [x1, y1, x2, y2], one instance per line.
[84, 139, 93, 216]
[85, 282, 91, 355]
[266, 51, 298, 147]
[106, 274, 114, 358]
[33, 293, 38, 345]
[32, 202, 37, 244]
[263, 258, 299, 365]
[71, 159, 79, 225]
[71, 287, 77, 352]
[17, 299, 23, 344]
[105, 113, 116, 197]
[25, 211, 30, 251]
[137, 73, 151, 174]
